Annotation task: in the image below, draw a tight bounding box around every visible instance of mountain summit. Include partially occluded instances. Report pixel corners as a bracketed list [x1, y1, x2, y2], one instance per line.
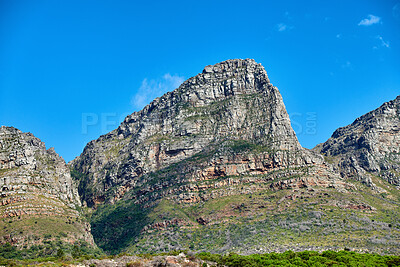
[70, 59, 362, 253]
[71, 59, 342, 207]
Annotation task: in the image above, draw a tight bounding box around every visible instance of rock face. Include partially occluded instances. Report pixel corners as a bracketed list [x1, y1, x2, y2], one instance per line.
[3, 60, 399, 255]
[70, 59, 381, 254]
[0, 126, 94, 247]
[315, 96, 400, 187]
[71, 59, 341, 207]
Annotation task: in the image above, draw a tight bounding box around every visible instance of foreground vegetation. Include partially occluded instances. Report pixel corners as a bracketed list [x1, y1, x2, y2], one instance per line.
[0, 241, 102, 266]
[1, 245, 400, 266]
[198, 251, 400, 266]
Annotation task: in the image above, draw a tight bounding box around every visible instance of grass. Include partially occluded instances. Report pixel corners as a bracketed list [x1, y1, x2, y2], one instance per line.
[0, 188, 94, 256]
[0, 215, 89, 252]
[148, 199, 193, 223]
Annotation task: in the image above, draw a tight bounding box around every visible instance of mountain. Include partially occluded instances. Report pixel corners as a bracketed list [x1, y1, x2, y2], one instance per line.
[314, 96, 400, 189]
[71, 58, 343, 207]
[70, 59, 399, 255]
[0, 126, 95, 251]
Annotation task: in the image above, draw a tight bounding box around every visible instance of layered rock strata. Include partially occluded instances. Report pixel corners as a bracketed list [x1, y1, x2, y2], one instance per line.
[71, 59, 346, 207]
[0, 126, 94, 247]
[315, 96, 400, 187]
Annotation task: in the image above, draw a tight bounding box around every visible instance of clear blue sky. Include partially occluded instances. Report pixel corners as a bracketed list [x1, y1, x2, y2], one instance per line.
[1, 0, 399, 162]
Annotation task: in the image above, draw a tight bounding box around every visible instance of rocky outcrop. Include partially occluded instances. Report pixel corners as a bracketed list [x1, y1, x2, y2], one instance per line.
[314, 96, 400, 187]
[0, 127, 80, 205]
[85, 253, 206, 267]
[70, 59, 367, 254]
[71, 59, 344, 207]
[0, 126, 95, 247]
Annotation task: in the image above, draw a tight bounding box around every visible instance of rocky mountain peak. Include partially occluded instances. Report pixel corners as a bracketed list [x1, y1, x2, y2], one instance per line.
[315, 95, 400, 187]
[69, 59, 362, 253]
[180, 58, 271, 101]
[198, 58, 271, 96]
[115, 58, 294, 148]
[0, 126, 94, 247]
[0, 126, 78, 203]
[202, 58, 258, 72]
[71, 59, 344, 209]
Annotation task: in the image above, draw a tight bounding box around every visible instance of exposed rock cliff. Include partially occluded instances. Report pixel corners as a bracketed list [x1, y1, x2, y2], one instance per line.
[0, 126, 94, 248]
[315, 96, 400, 188]
[69, 59, 386, 254]
[3, 60, 399, 256]
[71, 59, 343, 207]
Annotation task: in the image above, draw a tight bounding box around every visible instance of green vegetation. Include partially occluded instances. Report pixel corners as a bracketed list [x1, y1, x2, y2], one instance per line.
[198, 250, 400, 267]
[90, 200, 151, 254]
[226, 139, 273, 153]
[86, 167, 400, 255]
[70, 168, 87, 181]
[70, 136, 400, 256]
[71, 168, 97, 207]
[0, 212, 84, 236]
[0, 241, 101, 262]
[1, 247, 399, 266]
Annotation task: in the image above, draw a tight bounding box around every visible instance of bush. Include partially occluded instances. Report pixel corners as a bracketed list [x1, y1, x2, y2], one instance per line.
[197, 250, 400, 267]
[56, 248, 64, 258]
[72, 244, 81, 258]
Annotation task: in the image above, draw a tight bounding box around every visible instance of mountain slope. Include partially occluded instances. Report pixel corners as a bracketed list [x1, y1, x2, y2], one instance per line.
[314, 96, 400, 188]
[0, 126, 95, 250]
[71, 59, 399, 254]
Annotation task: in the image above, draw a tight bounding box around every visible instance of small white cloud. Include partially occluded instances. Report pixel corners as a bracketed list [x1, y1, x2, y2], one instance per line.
[276, 23, 287, 32]
[358, 14, 381, 26]
[131, 73, 185, 110]
[276, 23, 293, 32]
[336, 34, 342, 39]
[377, 35, 390, 48]
[162, 73, 185, 88]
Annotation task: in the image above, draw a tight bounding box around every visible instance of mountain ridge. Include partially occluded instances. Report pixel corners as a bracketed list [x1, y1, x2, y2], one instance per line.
[314, 95, 400, 188]
[70, 58, 330, 207]
[1, 59, 399, 257]
[68, 59, 399, 254]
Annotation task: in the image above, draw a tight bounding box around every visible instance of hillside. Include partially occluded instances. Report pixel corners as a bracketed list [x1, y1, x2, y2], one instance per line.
[0, 126, 96, 254]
